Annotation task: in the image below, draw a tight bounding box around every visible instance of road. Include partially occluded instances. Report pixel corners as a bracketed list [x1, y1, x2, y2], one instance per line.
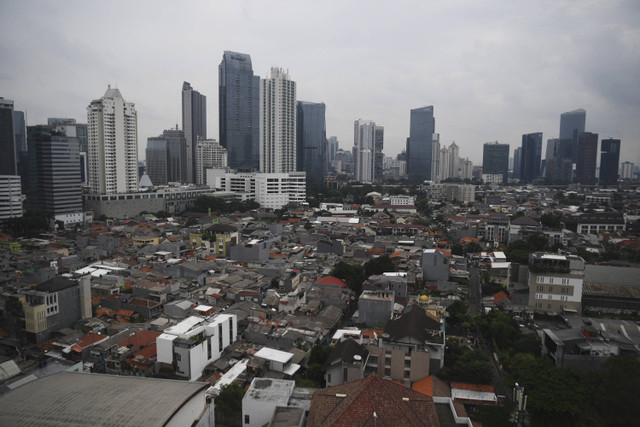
[468, 266, 482, 315]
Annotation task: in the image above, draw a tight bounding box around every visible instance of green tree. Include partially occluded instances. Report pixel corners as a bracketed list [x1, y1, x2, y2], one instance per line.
[591, 355, 640, 427]
[331, 262, 365, 294]
[185, 216, 198, 227]
[364, 255, 394, 276]
[215, 382, 244, 417]
[539, 212, 562, 230]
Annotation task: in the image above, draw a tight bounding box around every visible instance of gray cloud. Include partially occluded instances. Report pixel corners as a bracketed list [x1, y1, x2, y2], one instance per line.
[1, 0, 638, 165]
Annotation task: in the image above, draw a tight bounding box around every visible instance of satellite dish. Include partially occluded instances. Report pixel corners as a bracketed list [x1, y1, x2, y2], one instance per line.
[353, 355, 362, 361]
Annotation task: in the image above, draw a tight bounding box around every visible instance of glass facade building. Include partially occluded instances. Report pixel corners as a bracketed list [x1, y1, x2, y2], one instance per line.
[575, 132, 598, 185]
[0, 98, 17, 176]
[520, 132, 543, 184]
[482, 142, 509, 183]
[406, 106, 435, 183]
[296, 101, 326, 184]
[182, 82, 207, 183]
[219, 51, 260, 171]
[599, 138, 621, 186]
[559, 109, 586, 163]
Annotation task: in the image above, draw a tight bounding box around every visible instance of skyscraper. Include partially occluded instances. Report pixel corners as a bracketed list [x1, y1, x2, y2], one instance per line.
[26, 125, 82, 219]
[87, 86, 138, 194]
[259, 68, 297, 174]
[182, 82, 207, 183]
[430, 134, 440, 182]
[326, 136, 339, 172]
[146, 128, 187, 186]
[513, 147, 521, 178]
[599, 138, 621, 186]
[482, 142, 509, 183]
[354, 120, 376, 183]
[13, 111, 26, 154]
[374, 126, 384, 183]
[439, 146, 450, 181]
[575, 132, 598, 185]
[0, 98, 17, 176]
[559, 109, 586, 163]
[544, 138, 572, 185]
[520, 132, 543, 184]
[219, 51, 260, 171]
[449, 142, 460, 179]
[406, 106, 435, 183]
[296, 101, 326, 184]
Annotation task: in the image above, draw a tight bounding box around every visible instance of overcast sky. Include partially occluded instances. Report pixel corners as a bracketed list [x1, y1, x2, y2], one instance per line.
[1, 0, 639, 166]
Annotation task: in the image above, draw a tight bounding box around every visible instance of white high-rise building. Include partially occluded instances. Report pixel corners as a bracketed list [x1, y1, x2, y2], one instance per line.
[439, 146, 450, 181]
[449, 142, 460, 178]
[354, 119, 376, 183]
[431, 133, 440, 182]
[260, 68, 296, 173]
[461, 158, 473, 180]
[620, 161, 635, 180]
[195, 137, 227, 185]
[87, 86, 138, 194]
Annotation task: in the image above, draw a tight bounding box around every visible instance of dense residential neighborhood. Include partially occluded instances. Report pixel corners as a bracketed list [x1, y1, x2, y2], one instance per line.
[1, 182, 640, 426]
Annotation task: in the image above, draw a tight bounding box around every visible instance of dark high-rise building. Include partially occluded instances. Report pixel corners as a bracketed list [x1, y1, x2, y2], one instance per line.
[146, 129, 187, 186]
[296, 101, 326, 184]
[0, 98, 17, 176]
[513, 147, 521, 178]
[374, 126, 384, 183]
[13, 111, 26, 153]
[559, 109, 586, 163]
[544, 138, 573, 185]
[520, 132, 543, 184]
[406, 106, 435, 183]
[482, 142, 509, 183]
[575, 132, 598, 185]
[182, 82, 207, 183]
[25, 125, 82, 216]
[599, 138, 621, 186]
[219, 51, 260, 171]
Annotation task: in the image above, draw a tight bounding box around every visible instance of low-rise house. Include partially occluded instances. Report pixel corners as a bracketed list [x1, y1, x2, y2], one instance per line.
[358, 290, 394, 326]
[156, 314, 238, 380]
[527, 252, 585, 314]
[253, 346, 300, 376]
[324, 338, 369, 387]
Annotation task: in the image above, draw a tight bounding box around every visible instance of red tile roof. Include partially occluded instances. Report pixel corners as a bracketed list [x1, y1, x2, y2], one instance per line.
[492, 291, 510, 304]
[118, 330, 161, 349]
[314, 276, 347, 288]
[307, 375, 437, 426]
[412, 375, 451, 398]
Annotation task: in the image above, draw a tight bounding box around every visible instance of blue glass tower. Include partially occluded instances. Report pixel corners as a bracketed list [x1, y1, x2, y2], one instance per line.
[219, 51, 260, 171]
[406, 106, 435, 183]
[296, 101, 326, 184]
[520, 132, 543, 184]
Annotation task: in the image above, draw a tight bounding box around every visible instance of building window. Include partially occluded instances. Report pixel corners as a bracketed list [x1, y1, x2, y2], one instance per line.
[343, 368, 348, 383]
[245, 415, 250, 424]
[327, 373, 331, 383]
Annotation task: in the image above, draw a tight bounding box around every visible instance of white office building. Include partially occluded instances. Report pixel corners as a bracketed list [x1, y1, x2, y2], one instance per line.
[87, 86, 138, 194]
[0, 175, 24, 220]
[157, 314, 237, 381]
[195, 137, 227, 185]
[260, 68, 297, 173]
[354, 119, 376, 183]
[207, 169, 306, 209]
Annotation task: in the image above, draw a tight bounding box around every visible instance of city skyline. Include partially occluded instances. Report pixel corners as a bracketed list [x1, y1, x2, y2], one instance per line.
[1, 1, 639, 165]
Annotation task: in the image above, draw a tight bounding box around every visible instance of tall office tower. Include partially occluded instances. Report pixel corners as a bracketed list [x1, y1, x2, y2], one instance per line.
[296, 101, 326, 184]
[599, 138, 621, 186]
[545, 138, 573, 185]
[219, 51, 260, 171]
[25, 125, 82, 218]
[87, 86, 138, 194]
[259, 67, 297, 173]
[449, 142, 460, 179]
[13, 111, 26, 153]
[559, 109, 586, 163]
[520, 132, 543, 184]
[327, 136, 339, 164]
[146, 128, 187, 186]
[482, 141, 510, 184]
[620, 162, 635, 179]
[460, 159, 473, 180]
[406, 106, 435, 183]
[182, 82, 207, 183]
[431, 133, 440, 182]
[195, 138, 227, 185]
[48, 118, 88, 152]
[0, 98, 17, 176]
[353, 119, 376, 183]
[439, 146, 450, 181]
[513, 147, 521, 177]
[575, 132, 598, 185]
[374, 126, 384, 183]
